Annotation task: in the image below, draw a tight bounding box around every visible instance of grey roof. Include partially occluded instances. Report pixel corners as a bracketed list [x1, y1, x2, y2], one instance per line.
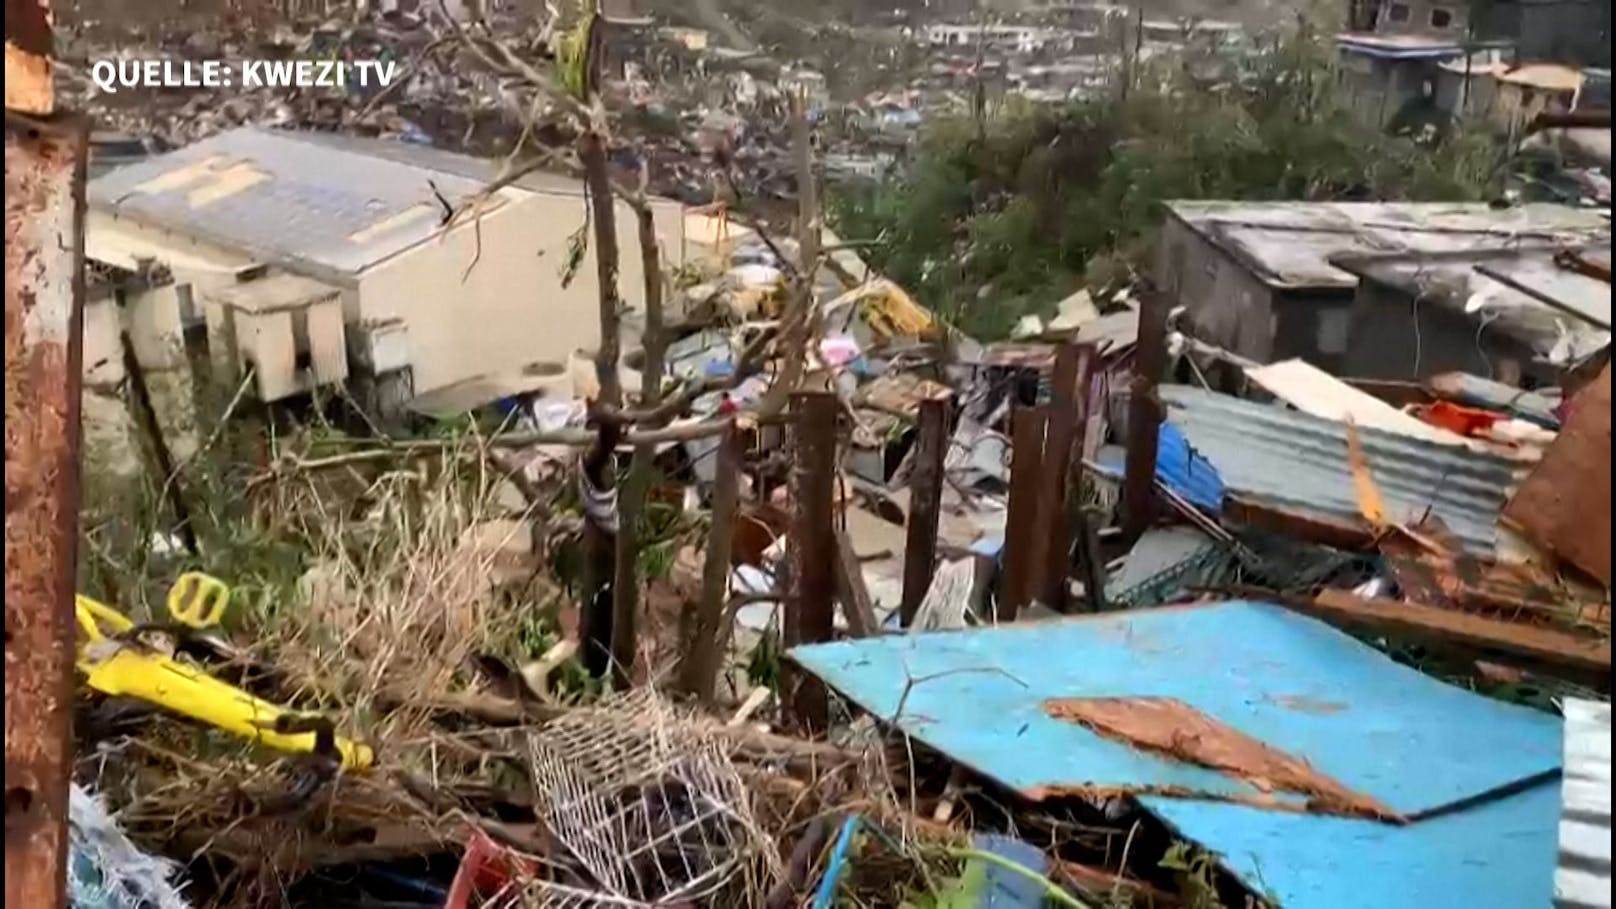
[1160, 385, 1524, 553]
[1165, 200, 1610, 291]
[1332, 244, 1613, 362]
[88, 127, 583, 279]
[1557, 698, 1612, 909]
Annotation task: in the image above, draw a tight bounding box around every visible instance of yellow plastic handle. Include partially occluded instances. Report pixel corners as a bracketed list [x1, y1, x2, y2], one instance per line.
[167, 572, 231, 629]
[81, 648, 374, 771]
[75, 595, 134, 642]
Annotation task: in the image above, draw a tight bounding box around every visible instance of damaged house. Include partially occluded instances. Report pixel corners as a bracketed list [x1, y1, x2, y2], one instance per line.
[1156, 200, 1609, 382]
[85, 127, 687, 415]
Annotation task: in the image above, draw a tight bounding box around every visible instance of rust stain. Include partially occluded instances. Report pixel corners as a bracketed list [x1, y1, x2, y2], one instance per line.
[1044, 696, 1399, 820]
[4, 0, 54, 115]
[5, 116, 86, 909]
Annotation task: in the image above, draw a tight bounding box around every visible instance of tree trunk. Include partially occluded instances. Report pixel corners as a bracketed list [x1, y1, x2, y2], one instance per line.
[608, 199, 665, 690]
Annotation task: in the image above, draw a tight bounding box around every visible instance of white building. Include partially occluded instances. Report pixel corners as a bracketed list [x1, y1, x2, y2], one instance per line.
[86, 128, 689, 414]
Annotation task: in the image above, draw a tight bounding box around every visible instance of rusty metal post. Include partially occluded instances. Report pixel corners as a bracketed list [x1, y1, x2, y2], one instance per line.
[784, 391, 838, 733]
[1033, 343, 1093, 611]
[899, 394, 950, 627]
[1123, 288, 1170, 543]
[999, 406, 1048, 622]
[5, 52, 86, 908]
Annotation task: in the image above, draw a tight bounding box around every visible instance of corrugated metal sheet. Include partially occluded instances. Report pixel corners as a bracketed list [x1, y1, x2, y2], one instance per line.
[1160, 385, 1521, 553]
[1144, 779, 1562, 909]
[788, 601, 1563, 818]
[1557, 698, 1612, 909]
[89, 127, 554, 278]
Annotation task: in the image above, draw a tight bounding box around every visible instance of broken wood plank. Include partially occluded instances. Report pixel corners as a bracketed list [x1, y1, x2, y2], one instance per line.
[1502, 366, 1611, 587]
[1306, 590, 1611, 679]
[1001, 406, 1048, 619]
[900, 395, 950, 626]
[835, 528, 881, 639]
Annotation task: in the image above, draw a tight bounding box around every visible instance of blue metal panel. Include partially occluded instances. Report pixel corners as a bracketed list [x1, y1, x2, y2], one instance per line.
[1154, 422, 1225, 512]
[788, 602, 1562, 817]
[1141, 780, 1562, 909]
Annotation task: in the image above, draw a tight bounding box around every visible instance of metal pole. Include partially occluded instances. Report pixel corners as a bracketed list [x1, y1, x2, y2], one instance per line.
[1000, 406, 1048, 621]
[5, 36, 86, 905]
[899, 394, 949, 627]
[1122, 288, 1169, 543]
[1034, 343, 1086, 611]
[784, 391, 838, 733]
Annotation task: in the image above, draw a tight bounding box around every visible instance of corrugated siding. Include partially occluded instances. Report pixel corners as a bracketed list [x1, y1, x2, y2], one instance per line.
[1160, 385, 1522, 553]
[1557, 698, 1612, 909]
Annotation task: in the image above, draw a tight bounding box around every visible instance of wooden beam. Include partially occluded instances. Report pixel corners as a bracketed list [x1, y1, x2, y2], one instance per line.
[835, 528, 880, 638]
[1306, 590, 1611, 680]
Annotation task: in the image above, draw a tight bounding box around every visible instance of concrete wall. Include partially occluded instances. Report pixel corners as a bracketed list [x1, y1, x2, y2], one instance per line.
[355, 188, 685, 397]
[1511, 0, 1612, 67]
[1157, 216, 1280, 364]
[1374, 0, 1470, 37]
[1341, 278, 1552, 386]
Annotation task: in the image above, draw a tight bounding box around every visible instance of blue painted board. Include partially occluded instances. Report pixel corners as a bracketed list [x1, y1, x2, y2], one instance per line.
[1140, 781, 1561, 909]
[789, 602, 1563, 817]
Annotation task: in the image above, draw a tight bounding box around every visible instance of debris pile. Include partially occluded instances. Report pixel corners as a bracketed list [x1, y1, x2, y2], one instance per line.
[16, 7, 1612, 909]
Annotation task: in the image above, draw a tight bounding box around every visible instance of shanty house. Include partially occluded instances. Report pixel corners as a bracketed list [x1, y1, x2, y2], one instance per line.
[1331, 244, 1612, 388]
[1335, 32, 1512, 130]
[86, 127, 686, 411]
[1156, 200, 1609, 380]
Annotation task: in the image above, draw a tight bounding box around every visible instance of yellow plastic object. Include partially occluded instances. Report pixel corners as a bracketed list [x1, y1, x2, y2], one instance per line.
[166, 572, 231, 629]
[73, 593, 374, 771]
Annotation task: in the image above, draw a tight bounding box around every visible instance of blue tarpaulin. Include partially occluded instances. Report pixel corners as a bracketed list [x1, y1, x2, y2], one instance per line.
[1154, 422, 1224, 512]
[1095, 422, 1225, 513]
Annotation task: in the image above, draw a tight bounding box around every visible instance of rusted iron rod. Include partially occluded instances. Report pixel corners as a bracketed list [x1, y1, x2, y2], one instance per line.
[899, 394, 950, 626]
[784, 391, 838, 733]
[1000, 406, 1049, 621]
[5, 109, 86, 909]
[1527, 109, 1611, 133]
[1122, 287, 1170, 542]
[1034, 342, 1093, 611]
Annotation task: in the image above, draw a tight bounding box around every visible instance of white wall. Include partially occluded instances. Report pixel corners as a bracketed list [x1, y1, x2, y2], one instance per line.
[355, 189, 684, 397]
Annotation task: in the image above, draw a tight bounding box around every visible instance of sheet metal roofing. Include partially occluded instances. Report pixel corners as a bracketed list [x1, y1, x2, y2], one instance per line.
[1164, 200, 1610, 290]
[1159, 385, 1523, 553]
[1557, 698, 1612, 909]
[789, 601, 1562, 817]
[88, 127, 580, 278]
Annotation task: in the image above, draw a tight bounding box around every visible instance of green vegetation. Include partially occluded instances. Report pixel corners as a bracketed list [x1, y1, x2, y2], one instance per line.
[830, 25, 1502, 340]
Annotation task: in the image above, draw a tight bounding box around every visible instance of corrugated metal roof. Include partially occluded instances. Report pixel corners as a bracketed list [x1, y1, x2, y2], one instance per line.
[1165, 200, 1610, 290]
[1557, 698, 1612, 909]
[89, 128, 567, 278]
[1160, 385, 1522, 553]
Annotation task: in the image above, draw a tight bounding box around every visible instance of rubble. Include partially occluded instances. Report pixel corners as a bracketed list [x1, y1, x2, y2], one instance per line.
[13, 5, 1615, 909]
